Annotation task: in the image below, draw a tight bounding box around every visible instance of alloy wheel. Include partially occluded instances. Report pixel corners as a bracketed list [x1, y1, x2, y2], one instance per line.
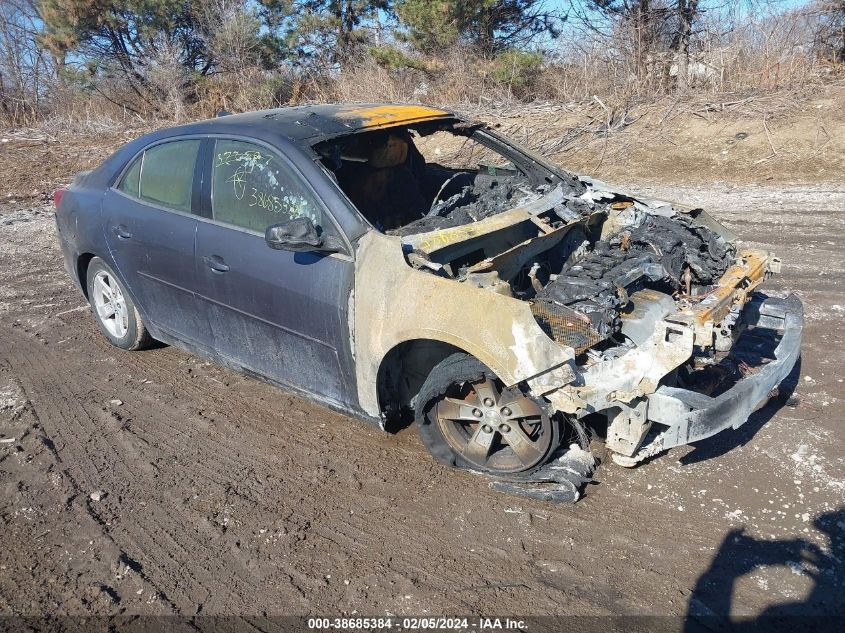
[92, 270, 129, 339]
[434, 376, 553, 473]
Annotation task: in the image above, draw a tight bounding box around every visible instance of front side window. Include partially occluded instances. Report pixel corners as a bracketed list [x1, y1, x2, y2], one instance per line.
[117, 139, 200, 214]
[211, 139, 323, 233]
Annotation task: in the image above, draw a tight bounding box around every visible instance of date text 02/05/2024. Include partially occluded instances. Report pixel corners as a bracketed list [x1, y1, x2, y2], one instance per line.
[306, 616, 527, 631]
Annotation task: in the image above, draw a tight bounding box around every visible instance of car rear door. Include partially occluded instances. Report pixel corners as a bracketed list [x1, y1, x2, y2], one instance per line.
[101, 137, 206, 343]
[193, 137, 357, 410]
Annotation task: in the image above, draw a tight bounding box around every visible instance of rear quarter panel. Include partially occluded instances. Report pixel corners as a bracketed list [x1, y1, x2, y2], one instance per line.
[55, 134, 154, 295]
[55, 177, 111, 296]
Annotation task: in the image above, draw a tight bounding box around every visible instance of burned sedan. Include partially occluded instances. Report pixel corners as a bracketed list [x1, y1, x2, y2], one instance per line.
[54, 104, 802, 487]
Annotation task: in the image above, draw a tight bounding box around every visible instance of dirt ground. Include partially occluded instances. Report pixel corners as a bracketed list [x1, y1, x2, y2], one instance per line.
[0, 109, 844, 628]
[1, 182, 843, 626]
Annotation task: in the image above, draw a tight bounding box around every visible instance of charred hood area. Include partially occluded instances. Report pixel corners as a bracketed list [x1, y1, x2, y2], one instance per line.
[316, 119, 736, 357]
[399, 180, 736, 356]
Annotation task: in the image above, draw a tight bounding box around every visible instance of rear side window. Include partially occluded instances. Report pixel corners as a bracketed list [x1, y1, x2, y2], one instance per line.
[118, 155, 141, 197]
[140, 140, 200, 212]
[117, 139, 200, 213]
[211, 139, 323, 233]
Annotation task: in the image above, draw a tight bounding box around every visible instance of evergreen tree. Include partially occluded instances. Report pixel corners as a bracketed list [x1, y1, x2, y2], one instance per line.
[260, 0, 390, 66]
[395, 0, 564, 56]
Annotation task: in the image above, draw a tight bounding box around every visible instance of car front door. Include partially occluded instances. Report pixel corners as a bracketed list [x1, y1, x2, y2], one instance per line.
[193, 138, 357, 410]
[102, 138, 206, 343]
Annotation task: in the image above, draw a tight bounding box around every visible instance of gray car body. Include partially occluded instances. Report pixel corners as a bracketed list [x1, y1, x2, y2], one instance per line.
[55, 106, 426, 422]
[54, 104, 803, 472]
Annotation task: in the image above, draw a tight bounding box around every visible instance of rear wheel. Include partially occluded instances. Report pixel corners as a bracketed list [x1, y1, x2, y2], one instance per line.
[85, 257, 152, 351]
[415, 353, 559, 476]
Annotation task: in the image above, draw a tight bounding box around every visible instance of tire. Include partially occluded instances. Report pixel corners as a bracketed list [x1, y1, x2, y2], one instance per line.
[414, 353, 560, 477]
[85, 257, 152, 351]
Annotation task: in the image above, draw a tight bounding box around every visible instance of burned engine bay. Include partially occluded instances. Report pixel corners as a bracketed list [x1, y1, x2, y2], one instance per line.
[318, 120, 741, 362]
[398, 181, 738, 359]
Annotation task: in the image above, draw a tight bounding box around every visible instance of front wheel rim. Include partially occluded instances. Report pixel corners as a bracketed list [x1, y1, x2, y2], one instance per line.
[92, 271, 129, 339]
[434, 376, 553, 473]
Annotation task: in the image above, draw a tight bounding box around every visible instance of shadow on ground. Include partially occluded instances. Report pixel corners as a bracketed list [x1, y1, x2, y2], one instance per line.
[684, 506, 845, 632]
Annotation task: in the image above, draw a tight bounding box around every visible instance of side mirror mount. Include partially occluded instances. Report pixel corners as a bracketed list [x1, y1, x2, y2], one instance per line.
[265, 217, 343, 254]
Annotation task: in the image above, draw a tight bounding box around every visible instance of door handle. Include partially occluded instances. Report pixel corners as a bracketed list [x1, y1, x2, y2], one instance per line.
[113, 225, 132, 240]
[203, 255, 230, 274]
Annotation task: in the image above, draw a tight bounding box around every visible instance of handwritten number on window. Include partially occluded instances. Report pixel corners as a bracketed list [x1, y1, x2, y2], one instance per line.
[215, 145, 321, 226]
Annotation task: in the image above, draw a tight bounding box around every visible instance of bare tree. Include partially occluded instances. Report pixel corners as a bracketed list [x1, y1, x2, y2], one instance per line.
[812, 0, 845, 62]
[0, 0, 52, 123]
[569, 1, 682, 92]
[668, 0, 700, 91]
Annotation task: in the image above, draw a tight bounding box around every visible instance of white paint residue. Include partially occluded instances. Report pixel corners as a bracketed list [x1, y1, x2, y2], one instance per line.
[790, 444, 845, 493]
[509, 320, 544, 377]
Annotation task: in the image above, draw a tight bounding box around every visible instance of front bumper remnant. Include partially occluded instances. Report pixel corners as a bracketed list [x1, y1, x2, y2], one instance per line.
[618, 294, 803, 465]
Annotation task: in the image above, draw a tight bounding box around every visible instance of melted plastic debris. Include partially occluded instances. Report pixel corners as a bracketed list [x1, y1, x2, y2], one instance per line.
[488, 444, 596, 503]
[389, 173, 539, 237]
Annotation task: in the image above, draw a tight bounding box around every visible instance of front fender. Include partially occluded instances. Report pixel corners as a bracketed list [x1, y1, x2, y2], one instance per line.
[354, 231, 573, 417]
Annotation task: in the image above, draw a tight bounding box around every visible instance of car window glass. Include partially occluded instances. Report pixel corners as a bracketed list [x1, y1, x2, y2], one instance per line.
[139, 140, 200, 213]
[118, 155, 142, 197]
[211, 139, 324, 233]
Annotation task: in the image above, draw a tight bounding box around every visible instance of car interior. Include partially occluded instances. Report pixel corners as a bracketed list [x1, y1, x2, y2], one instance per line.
[315, 124, 530, 233]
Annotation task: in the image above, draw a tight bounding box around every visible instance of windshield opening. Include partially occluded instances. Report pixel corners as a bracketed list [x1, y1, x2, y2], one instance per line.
[315, 122, 549, 235]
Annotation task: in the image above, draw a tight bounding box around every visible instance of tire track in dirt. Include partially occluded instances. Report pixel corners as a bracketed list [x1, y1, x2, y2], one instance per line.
[0, 362, 169, 615]
[1, 326, 321, 613]
[1, 319, 464, 607]
[2, 189, 842, 618]
[0, 331, 189, 612]
[1, 318, 652, 616]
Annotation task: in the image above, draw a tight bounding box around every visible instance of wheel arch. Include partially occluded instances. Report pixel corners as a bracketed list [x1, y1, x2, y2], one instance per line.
[76, 252, 97, 299]
[76, 253, 147, 326]
[375, 338, 468, 420]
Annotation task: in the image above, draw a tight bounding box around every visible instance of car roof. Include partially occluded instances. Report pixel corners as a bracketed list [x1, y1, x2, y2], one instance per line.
[161, 103, 460, 146]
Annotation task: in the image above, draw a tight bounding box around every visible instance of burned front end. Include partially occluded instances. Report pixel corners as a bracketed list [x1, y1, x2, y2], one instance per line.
[318, 115, 802, 466]
[394, 173, 802, 465]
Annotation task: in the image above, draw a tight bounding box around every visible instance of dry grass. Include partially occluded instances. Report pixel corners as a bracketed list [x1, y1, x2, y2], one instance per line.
[468, 82, 845, 186]
[2, 80, 841, 202]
